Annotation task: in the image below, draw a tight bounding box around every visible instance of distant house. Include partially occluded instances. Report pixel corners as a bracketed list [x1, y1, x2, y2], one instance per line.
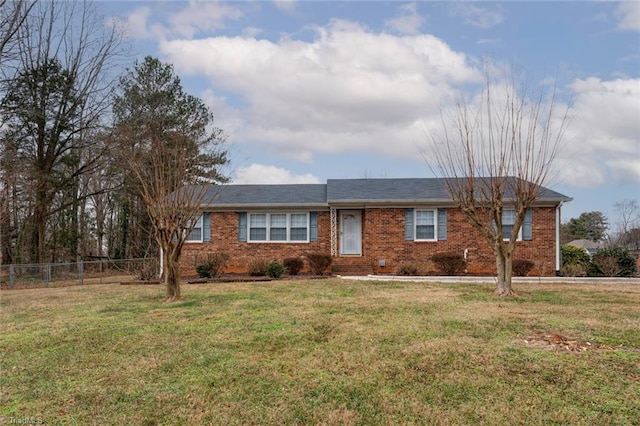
[566, 239, 601, 256]
[181, 178, 571, 276]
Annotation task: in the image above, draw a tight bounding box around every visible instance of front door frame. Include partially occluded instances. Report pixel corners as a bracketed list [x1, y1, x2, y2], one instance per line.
[339, 210, 362, 256]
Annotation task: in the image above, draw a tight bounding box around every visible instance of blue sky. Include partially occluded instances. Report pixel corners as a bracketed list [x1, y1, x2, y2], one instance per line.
[103, 1, 639, 222]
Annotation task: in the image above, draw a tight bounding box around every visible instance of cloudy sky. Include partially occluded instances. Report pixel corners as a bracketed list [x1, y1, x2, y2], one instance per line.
[104, 0, 640, 221]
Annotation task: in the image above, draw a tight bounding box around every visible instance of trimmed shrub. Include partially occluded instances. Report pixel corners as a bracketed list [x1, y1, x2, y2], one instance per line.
[561, 245, 591, 268]
[397, 262, 419, 276]
[512, 259, 535, 277]
[266, 261, 286, 278]
[431, 252, 466, 276]
[194, 252, 229, 278]
[247, 258, 268, 276]
[590, 247, 637, 277]
[283, 257, 304, 276]
[306, 253, 333, 276]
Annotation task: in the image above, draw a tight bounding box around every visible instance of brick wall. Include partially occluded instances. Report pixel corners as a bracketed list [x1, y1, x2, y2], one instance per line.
[361, 207, 558, 276]
[181, 207, 559, 277]
[181, 211, 331, 276]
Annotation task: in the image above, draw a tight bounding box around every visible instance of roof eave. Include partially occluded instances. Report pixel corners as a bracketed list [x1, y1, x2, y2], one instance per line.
[201, 203, 330, 209]
[328, 198, 454, 205]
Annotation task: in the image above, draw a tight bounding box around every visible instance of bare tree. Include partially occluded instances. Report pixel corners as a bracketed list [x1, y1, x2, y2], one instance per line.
[429, 66, 570, 296]
[111, 57, 228, 302]
[610, 199, 640, 248]
[0, 1, 123, 263]
[0, 0, 35, 68]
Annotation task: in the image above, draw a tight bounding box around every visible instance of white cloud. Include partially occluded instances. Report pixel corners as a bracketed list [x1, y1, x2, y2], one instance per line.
[106, 6, 153, 39]
[559, 77, 640, 187]
[615, 1, 640, 31]
[385, 2, 425, 35]
[273, 0, 297, 13]
[160, 20, 480, 162]
[232, 164, 321, 184]
[449, 3, 504, 29]
[167, 1, 244, 38]
[242, 26, 262, 38]
[107, 1, 243, 39]
[420, 74, 640, 191]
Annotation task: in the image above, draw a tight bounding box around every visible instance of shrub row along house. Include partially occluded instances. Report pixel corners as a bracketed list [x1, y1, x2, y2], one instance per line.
[181, 178, 571, 277]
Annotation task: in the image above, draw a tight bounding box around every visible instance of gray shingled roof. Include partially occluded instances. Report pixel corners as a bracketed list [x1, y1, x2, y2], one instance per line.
[327, 178, 571, 203]
[327, 178, 451, 202]
[189, 177, 570, 207]
[200, 184, 328, 207]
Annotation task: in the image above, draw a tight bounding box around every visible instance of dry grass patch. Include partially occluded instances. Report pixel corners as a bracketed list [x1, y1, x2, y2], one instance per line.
[1, 279, 639, 425]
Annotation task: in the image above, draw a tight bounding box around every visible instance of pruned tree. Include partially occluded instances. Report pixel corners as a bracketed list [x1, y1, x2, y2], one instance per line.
[110, 56, 228, 301]
[429, 66, 569, 296]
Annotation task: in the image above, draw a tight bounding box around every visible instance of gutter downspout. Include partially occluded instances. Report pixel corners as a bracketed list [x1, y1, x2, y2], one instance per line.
[555, 201, 564, 276]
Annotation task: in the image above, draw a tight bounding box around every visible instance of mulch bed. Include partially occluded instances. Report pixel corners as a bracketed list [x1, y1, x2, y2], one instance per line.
[120, 280, 162, 285]
[186, 274, 330, 284]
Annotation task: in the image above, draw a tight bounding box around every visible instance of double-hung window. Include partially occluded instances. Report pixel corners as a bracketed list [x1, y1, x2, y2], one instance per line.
[269, 214, 287, 241]
[405, 208, 447, 241]
[248, 213, 309, 242]
[502, 209, 521, 240]
[186, 215, 203, 242]
[415, 209, 436, 241]
[290, 214, 309, 241]
[249, 214, 268, 241]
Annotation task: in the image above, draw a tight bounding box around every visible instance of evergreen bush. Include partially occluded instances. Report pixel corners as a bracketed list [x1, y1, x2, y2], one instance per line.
[266, 261, 286, 278]
[590, 247, 636, 277]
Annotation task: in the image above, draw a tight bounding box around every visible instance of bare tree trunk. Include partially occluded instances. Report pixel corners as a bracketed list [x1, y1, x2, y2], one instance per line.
[163, 244, 181, 302]
[495, 247, 514, 296]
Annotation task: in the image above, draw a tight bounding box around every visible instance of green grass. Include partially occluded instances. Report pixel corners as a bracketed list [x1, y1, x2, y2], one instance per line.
[1, 280, 639, 425]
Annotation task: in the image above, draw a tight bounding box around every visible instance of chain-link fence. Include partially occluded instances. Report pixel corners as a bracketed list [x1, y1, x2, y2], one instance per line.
[0, 258, 159, 289]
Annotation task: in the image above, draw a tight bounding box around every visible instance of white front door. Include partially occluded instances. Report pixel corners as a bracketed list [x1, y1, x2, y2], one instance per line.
[340, 211, 362, 255]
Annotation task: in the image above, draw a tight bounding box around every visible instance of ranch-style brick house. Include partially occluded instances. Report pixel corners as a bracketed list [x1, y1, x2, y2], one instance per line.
[181, 178, 571, 277]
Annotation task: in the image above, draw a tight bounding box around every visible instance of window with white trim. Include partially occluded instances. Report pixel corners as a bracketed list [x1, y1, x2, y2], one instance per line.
[415, 209, 436, 241]
[270, 214, 287, 241]
[248, 212, 309, 242]
[290, 213, 308, 241]
[186, 214, 203, 242]
[502, 209, 522, 240]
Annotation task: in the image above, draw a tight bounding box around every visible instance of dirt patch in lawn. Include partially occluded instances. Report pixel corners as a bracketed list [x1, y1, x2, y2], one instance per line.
[520, 331, 640, 353]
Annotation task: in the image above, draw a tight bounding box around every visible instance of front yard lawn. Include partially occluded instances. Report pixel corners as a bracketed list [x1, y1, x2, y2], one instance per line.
[1, 279, 639, 425]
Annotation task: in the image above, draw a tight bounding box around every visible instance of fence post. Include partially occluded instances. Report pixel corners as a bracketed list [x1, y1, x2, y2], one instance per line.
[78, 261, 84, 285]
[45, 264, 51, 287]
[9, 265, 15, 289]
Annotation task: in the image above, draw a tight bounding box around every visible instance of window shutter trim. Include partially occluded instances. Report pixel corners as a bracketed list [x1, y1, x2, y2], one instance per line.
[405, 209, 414, 240]
[238, 212, 247, 242]
[310, 212, 318, 242]
[437, 209, 447, 241]
[523, 208, 533, 241]
[203, 213, 211, 242]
